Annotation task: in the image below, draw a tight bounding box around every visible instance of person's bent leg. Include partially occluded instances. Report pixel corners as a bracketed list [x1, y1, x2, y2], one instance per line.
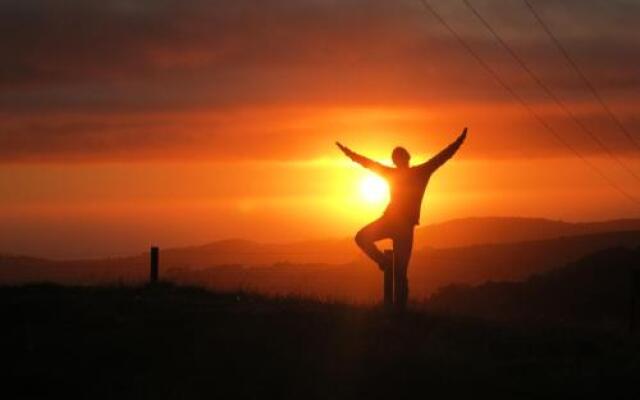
[355, 218, 392, 270]
[392, 226, 414, 310]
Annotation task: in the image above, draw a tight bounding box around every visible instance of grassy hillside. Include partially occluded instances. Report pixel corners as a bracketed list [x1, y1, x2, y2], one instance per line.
[3, 283, 639, 399]
[426, 246, 640, 329]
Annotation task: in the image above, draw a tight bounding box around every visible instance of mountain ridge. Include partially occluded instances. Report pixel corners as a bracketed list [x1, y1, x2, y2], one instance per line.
[2, 216, 640, 267]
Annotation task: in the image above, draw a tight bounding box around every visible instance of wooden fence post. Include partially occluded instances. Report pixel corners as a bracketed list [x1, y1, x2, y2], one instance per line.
[384, 249, 394, 308]
[632, 268, 638, 334]
[393, 253, 406, 311]
[150, 246, 159, 284]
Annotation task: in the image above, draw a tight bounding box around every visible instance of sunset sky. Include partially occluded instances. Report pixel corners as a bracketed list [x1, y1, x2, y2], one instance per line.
[2, 0, 639, 258]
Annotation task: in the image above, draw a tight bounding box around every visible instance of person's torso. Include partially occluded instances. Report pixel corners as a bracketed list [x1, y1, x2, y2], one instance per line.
[383, 167, 431, 225]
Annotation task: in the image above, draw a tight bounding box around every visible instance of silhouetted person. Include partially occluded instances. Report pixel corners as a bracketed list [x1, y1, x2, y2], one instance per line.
[337, 128, 468, 309]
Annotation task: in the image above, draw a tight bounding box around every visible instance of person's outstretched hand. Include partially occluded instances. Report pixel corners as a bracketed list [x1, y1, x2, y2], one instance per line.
[460, 127, 468, 140]
[336, 142, 355, 158]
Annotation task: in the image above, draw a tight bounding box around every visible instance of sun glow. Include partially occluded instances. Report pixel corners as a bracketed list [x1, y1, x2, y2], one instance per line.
[359, 175, 389, 204]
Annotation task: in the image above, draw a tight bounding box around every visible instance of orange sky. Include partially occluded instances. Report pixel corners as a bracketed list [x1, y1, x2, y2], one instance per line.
[1, 0, 639, 258]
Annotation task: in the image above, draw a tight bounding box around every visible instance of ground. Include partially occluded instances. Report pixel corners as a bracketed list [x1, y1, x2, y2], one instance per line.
[3, 283, 639, 399]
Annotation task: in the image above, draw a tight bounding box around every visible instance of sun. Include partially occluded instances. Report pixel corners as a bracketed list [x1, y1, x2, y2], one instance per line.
[359, 175, 389, 204]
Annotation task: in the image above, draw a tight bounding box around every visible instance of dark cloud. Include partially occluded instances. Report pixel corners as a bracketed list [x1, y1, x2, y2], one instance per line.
[0, 0, 638, 161]
[2, 0, 637, 89]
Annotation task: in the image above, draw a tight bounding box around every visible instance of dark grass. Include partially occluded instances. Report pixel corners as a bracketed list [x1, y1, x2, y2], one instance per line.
[2, 283, 640, 399]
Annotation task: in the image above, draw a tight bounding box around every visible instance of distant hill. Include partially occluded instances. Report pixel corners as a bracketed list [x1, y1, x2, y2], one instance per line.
[414, 217, 640, 248]
[144, 217, 640, 266]
[426, 246, 640, 328]
[166, 230, 640, 302]
[410, 229, 640, 295]
[2, 230, 631, 302]
[158, 237, 354, 266]
[3, 217, 640, 269]
[2, 217, 640, 303]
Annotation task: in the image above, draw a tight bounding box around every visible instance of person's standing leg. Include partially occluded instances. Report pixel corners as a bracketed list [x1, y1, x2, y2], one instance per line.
[392, 225, 414, 310]
[355, 218, 393, 271]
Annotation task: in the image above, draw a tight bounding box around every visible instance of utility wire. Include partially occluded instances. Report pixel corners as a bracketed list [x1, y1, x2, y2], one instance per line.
[522, 0, 640, 151]
[416, 0, 640, 205]
[461, 0, 640, 184]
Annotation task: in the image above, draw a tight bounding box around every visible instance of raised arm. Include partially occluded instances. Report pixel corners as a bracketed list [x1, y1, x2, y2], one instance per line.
[418, 128, 467, 174]
[336, 142, 392, 177]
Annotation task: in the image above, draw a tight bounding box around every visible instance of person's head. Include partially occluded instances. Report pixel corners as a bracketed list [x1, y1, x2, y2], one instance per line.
[392, 146, 411, 168]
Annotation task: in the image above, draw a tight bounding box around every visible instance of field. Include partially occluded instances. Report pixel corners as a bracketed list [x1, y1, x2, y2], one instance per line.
[3, 283, 640, 399]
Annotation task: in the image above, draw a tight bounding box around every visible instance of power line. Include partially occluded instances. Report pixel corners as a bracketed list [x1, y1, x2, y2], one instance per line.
[522, 0, 640, 151]
[416, 0, 640, 205]
[461, 0, 640, 184]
